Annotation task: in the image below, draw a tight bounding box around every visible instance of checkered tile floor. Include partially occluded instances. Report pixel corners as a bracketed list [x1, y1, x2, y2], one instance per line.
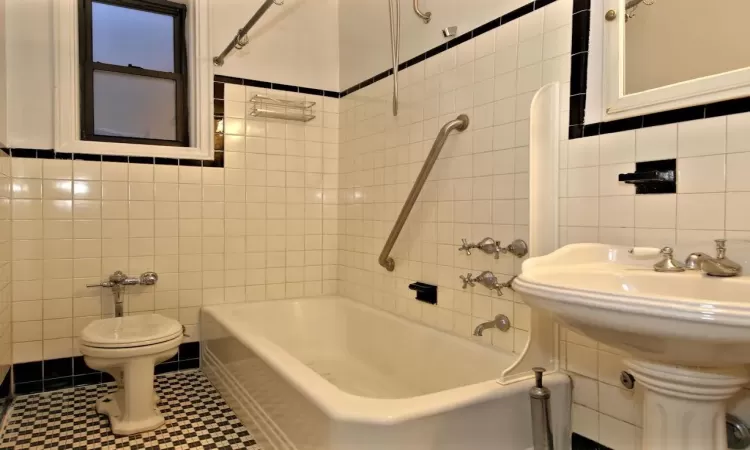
[0, 370, 261, 449]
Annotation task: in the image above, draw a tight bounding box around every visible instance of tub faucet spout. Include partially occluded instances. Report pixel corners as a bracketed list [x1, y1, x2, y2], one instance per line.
[473, 314, 511, 336]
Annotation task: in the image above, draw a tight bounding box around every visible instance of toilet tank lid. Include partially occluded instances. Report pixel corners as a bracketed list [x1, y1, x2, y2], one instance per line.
[81, 314, 183, 347]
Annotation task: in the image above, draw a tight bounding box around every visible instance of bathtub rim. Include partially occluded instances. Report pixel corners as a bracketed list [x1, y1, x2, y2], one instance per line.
[201, 295, 548, 424]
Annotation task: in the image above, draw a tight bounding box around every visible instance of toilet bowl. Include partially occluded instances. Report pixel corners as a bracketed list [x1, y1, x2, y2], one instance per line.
[80, 314, 184, 435]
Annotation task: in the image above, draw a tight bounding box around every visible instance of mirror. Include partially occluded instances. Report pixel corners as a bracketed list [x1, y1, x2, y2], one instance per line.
[624, 0, 750, 95]
[603, 0, 750, 121]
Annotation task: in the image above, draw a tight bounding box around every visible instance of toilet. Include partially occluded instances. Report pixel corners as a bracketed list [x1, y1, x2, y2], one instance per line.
[80, 314, 184, 435]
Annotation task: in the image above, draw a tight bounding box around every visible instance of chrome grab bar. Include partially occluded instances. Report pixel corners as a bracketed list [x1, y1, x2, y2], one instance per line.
[378, 115, 470, 271]
[413, 0, 431, 23]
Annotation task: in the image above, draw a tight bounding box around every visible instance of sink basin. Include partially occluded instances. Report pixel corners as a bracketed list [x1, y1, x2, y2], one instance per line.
[515, 243, 750, 366]
[514, 243, 750, 450]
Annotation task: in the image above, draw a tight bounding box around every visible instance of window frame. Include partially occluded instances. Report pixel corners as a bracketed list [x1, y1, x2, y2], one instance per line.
[601, 0, 750, 122]
[78, 0, 189, 147]
[54, 0, 213, 160]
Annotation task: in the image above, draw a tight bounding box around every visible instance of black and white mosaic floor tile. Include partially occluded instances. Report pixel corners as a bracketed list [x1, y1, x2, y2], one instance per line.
[0, 370, 261, 450]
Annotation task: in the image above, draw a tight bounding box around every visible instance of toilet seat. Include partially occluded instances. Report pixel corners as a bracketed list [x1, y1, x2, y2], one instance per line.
[81, 314, 183, 349]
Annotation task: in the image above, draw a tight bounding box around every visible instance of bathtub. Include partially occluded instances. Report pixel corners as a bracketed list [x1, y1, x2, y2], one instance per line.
[201, 296, 571, 450]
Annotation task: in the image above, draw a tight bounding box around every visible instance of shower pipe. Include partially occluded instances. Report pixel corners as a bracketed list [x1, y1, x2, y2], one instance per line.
[413, 0, 431, 23]
[378, 114, 470, 272]
[387, 0, 400, 116]
[213, 0, 280, 66]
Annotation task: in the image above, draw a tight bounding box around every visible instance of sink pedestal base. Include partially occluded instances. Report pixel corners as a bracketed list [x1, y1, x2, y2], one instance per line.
[625, 359, 748, 450]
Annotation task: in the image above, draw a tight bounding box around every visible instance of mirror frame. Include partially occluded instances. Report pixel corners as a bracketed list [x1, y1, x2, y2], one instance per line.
[602, 0, 750, 121]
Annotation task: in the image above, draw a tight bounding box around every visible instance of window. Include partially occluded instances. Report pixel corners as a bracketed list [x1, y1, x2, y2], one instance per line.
[79, 0, 189, 147]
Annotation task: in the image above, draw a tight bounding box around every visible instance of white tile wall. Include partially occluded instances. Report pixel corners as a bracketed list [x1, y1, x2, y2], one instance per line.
[562, 102, 750, 450]
[5, 0, 750, 447]
[339, 3, 750, 449]
[9, 86, 339, 364]
[337, 2, 572, 362]
[560, 114, 750, 447]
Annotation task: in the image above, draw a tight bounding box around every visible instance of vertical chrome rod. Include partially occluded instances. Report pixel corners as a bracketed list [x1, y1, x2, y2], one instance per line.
[387, 0, 400, 116]
[213, 0, 277, 67]
[378, 115, 470, 271]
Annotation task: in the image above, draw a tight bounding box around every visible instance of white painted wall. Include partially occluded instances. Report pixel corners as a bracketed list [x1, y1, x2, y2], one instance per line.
[0, 0, 7, 148]
[212, 0, 339, 91]
[6, 0, 52, 149]
[338, 0, 529, 89]
[2, 0, 340, 149]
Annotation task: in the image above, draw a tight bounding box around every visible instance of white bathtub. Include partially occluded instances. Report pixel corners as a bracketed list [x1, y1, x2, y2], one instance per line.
[201, 296, 571, 450]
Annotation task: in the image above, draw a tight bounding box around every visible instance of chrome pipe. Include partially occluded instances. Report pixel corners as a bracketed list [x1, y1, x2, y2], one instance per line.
[530, 368, 554, 450]
[413, 0, 431, 23]
[213, 0, 278, 67]
[378, 114, 469, 271]
[387, 0, 401, 116]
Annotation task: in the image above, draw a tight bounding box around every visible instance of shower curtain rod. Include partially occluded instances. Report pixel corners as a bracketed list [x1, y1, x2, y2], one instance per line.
[213, 0, 280, 67]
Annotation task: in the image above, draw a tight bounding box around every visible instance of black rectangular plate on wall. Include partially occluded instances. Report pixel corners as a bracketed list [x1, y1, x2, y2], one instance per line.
[618, 159, 676, 194]
[408, 282, 438, 305]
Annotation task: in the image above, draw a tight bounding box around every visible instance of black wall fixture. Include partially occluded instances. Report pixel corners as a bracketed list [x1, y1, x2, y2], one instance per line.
[618, 159, 676, 194]
[408, 282, 438, 305]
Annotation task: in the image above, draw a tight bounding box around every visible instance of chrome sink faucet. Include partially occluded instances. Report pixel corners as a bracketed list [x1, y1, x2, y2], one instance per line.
[87, 270, 159, 317]
[631, 239, 742, 277]
[685, 239, 742, 277]
[630, 247, 685, 272]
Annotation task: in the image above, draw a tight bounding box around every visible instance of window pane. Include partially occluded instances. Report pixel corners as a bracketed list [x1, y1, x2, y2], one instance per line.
[92, 2, 175, 72]
[93, 71, 177, 141]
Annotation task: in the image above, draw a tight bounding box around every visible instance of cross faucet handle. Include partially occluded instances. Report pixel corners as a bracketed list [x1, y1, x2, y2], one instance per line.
[458, 239, 473, 255]
[459, 273, 475, 289]
[492, 276, 517, 296]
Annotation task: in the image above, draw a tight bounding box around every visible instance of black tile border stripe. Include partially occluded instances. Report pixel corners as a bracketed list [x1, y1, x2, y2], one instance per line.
[572, 433, 613, 450]
[567, 2, 750, 139]
[3, 2, 548, 163]
[4, 148, 224, 168]
[12, 342, 200, 395]
[217, 0, 750, 141]
[215, 74, 340, 99]
[218, 0, 555, 100]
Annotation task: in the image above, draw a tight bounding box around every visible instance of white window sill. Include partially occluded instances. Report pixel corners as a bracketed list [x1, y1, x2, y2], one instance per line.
[57, 139, 214, 160]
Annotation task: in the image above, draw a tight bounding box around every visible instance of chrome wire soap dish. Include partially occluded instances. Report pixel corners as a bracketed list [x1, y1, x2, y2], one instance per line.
[247, 94, 315, 122]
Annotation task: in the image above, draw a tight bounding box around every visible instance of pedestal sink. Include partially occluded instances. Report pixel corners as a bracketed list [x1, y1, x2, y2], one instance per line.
[513, 243, 750, 450]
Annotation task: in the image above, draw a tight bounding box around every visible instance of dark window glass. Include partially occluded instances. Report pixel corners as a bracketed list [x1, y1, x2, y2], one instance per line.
[92, 2, 175, 72]
[80, 0, 188, 147]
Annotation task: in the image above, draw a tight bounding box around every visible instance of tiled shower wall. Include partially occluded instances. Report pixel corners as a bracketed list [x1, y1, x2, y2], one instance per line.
[341, 1, 750, 449]
[9, 84, 339, 364]
[339, 2, 573, 356]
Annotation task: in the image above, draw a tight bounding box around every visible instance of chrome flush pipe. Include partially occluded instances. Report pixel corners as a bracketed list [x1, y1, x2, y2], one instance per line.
[387, 0, 400, 116]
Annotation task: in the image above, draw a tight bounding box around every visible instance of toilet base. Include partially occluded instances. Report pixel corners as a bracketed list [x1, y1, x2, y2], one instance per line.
[81, 334, 182, 436]
[96, 392, 165, 435]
